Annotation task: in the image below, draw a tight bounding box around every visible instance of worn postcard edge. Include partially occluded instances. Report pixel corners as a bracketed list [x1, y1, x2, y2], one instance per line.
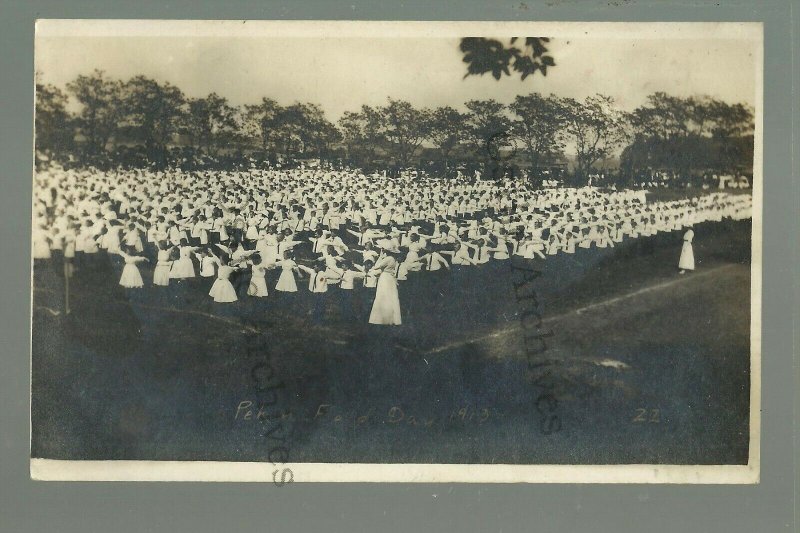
[29, 19, 763, 484]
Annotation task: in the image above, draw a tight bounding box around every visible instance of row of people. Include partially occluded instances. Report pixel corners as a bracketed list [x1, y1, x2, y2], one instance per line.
[32, 165, 753, 325]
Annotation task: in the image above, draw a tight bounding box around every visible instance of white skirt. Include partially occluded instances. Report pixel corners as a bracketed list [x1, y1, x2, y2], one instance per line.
[170, 257, 195, 278]
[209, 278, 237, 302]
[248, 275, 269, 297]
[275, 269, 298, 292]
[33, 239, 51, 259]
[153, 263, 171, 286]
[679, 241, 695, 270]
[368, 272, 402, 325]
[397, 263, 408, 281]
[245, 227, 259, 240]
[120, 264, 144, 288]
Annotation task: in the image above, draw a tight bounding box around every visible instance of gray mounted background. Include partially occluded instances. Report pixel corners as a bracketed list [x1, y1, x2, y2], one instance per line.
[1, 1, 796, 532]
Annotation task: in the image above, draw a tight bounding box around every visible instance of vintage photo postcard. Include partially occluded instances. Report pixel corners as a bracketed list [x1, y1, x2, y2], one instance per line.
[30, 20, 762, 483]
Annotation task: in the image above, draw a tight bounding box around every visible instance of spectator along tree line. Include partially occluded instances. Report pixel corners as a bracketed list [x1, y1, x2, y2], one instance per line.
[35, 69, 754, 187]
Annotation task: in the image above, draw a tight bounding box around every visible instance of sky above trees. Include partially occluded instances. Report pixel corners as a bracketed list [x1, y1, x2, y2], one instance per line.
[35, 25, 759, 121]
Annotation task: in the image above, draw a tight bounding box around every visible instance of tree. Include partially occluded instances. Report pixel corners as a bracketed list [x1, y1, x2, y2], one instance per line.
[509, 93, 567, 183]
[460, 37, 555, 80]
[708, 100, 754, 139]
[297, 103, 341, 159]
[381, 99, 431, 168]
[338, 111, 366, 162]
[121, 76, 186, 167]
[707, 99, 754, 174]
[183, 93, 239, 156]
[561, 94, 628, 183]
[428, 106, 468, 169]
[35, 82, 73, 157]
[273, 103, 309, 155]
[632, 92, 689, 139]
[243, 98, 283, 155]
[270, 102, 340, 159]
[66, 70, 123, 156]
[337, 105, 385, 166]
[464, 99, 511, 171]
[624, 93, 755, 182]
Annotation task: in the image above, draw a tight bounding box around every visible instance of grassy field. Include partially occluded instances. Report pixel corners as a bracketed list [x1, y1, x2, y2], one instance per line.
[31, 219, 752, 465]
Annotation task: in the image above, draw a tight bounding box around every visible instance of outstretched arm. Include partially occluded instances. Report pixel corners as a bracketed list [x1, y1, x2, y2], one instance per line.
[297, 265, 315, 277]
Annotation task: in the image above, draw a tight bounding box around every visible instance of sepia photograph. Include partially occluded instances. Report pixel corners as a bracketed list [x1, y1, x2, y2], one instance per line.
[30, 20, 762, 483]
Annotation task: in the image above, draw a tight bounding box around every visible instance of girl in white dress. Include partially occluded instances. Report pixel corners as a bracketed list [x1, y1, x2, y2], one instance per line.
[247, 254, 270, 298]
[445, 242, 478, 266]
[275, 251, 300, 293]
[340, 261, 366, 290]
[357, 242, 379, 264]
[367, 248, 402, 325]
[123, 222, 144, 253]
[191, 215, 210, 245]
[83, 222, 102, 255]
[423, 245, 450, 271]
[362, 259, 378, 288]
[491, 230, 512, 259]
[118, 245, 149, 288]
[300, 258, 332, 294]
[103, 224, 123, 254]
[679, 228, 695, 273]
[152, 241, 174, 286]
[208, 257, 239, 303]
[256, 232, 280, 266]
[169, 240, 198, 279]
[197, 249, 219, 278]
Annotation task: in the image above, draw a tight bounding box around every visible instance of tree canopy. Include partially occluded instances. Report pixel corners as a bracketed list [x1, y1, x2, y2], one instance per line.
[35, 71, 754, 187]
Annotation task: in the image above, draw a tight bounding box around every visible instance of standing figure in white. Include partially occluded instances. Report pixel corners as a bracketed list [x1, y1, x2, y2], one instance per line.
[367, 245, 402, 326]
[679, 228, 695, 274]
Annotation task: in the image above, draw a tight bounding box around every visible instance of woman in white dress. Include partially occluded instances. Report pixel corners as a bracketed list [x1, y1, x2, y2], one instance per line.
[678, 228, 695, 274]
[367, 246, 402, 325]
[152, 241, 174, 286]
[118, 245, 149, 288]
[169, 239, 198, 279]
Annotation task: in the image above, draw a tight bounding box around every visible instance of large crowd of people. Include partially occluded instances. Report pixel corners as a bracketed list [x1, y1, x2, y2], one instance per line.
[32, 165, 753, 326]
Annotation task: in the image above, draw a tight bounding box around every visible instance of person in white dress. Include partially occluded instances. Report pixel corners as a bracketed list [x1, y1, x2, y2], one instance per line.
[197, 249, 219, 278]
[32, 224, 52, 260]
[275, 251, 301, 293]
[118, 245, 149, 288]
[367, 246, 402, 325]
[169, 239, 198, 279]
[208, 255, 240, 303]
[362, 259, 378, 288]
[679, 228, 695, 274]
[152, 241, 174, 286]
[247, 254, 270, 298]
[103, 223, 123, 254]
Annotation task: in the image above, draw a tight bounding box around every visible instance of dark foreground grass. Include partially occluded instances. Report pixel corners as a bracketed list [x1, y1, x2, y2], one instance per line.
[31, 220, 752, 464]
